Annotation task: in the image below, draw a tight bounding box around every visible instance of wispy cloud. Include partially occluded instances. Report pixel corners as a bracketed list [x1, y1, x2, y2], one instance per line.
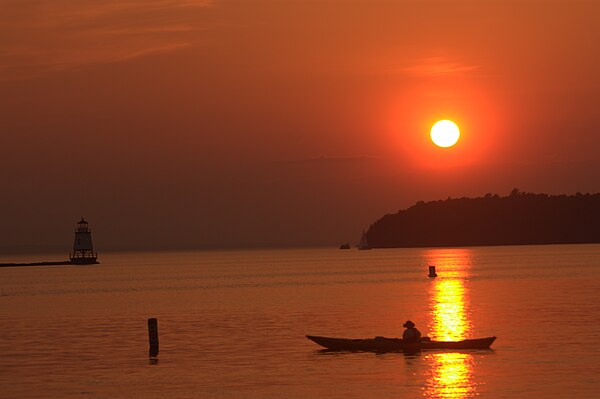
[400, 57, 482, 77]
[0, 0, 214, 80]
[280, 155, 378, 165]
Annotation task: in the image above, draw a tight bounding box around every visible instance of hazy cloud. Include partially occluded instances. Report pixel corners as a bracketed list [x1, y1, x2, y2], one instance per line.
[400, 57, 482, 77]
[281, 155, 378, 165]
[0, 0, 213, 80]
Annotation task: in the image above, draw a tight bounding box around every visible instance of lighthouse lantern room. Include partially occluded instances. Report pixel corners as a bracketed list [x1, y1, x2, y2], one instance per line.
[70, 218, 98, 264]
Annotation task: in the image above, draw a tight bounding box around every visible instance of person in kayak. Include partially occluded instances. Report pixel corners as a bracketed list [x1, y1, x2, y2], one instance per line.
[402, 320, 422, 342]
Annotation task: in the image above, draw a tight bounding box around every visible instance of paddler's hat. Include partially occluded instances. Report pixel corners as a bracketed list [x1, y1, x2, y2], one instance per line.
[403, 320, 415, 328]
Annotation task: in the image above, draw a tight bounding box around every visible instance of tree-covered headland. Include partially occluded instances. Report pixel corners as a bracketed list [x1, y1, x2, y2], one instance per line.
[366, 190, 600, 248]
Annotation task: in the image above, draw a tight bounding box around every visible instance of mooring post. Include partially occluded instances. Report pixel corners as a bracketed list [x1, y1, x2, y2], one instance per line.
[148, 318, 159, 357]
[428, 265, 438, 278]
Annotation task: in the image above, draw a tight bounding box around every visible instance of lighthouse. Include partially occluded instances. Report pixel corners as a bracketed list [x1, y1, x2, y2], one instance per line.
[70, 218, 98, 264]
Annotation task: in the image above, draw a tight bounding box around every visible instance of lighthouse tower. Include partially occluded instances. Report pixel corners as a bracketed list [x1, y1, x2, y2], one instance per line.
[70, 218, 98, 264]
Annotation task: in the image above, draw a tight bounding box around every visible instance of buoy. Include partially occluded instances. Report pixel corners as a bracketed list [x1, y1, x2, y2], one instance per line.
[428, 265, 438, 278]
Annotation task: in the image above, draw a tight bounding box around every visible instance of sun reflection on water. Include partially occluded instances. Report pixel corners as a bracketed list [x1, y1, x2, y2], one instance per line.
[425, 353, 476, 398]
[424, 249, 476, 398]
[430, 279, 470, 341]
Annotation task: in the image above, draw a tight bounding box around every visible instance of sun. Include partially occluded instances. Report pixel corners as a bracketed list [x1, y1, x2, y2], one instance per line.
[430, 120, 460, 148]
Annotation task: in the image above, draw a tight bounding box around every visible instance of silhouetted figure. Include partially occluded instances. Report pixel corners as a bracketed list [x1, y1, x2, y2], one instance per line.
[402, 320, 422, 342]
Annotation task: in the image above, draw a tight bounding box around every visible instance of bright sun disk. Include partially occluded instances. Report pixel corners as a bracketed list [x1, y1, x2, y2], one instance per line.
[430, 120, 460, 148]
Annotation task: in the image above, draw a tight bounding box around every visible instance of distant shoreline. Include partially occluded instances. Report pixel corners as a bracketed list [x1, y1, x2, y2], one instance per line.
[367, 241, 600, 249]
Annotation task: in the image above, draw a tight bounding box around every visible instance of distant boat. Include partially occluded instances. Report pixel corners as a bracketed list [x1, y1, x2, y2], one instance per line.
[358, 230, 371, 250]
[339, 243, 350, 249]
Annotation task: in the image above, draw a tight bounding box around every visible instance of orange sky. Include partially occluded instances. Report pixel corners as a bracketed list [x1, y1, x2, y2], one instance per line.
[1, 1, 599, 253]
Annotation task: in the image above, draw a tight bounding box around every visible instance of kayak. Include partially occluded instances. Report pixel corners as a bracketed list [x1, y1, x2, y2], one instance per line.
[306, 335, 496, 352]
[307, 335, 496, 351]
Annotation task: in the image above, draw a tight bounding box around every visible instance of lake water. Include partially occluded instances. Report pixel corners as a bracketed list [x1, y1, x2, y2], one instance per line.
[1, 245, 599, 398]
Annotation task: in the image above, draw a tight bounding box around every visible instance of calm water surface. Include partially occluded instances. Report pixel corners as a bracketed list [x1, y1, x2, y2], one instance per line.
[1, 245, 599, 398]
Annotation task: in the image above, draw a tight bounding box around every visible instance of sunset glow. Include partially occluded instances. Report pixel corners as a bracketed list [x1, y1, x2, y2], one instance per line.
[1, 2, 599, 398]
[430, 120, 460, 148]
[1, 0, 599, 254]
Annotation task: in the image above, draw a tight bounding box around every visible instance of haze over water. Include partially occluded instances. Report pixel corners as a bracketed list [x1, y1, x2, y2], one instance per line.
[1, 245, 598, 398]
[3, 1, 600, 252]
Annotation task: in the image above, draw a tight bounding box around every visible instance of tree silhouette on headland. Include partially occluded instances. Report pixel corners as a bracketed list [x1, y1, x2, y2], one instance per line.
[366, 190, 600, 248]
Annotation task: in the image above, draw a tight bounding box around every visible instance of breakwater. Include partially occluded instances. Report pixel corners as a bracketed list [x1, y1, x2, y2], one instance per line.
[0, 261, 73, 268]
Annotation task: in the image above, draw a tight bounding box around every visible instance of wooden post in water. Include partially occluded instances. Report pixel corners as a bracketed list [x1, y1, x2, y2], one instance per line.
[148, 318, 159, 357]
[428, 265, 438, 278]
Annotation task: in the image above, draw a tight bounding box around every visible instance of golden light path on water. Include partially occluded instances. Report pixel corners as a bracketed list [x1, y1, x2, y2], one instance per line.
[424, 249, 477, 399]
